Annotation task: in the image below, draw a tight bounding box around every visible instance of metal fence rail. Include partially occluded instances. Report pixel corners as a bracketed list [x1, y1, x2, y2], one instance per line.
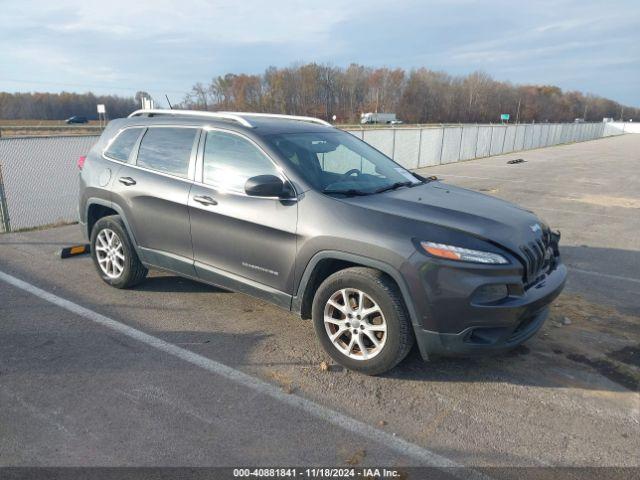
[0, 122, 624, 233]
[345, 122, 608, 170]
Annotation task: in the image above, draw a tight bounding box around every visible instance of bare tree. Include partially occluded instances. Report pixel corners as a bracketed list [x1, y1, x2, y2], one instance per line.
[0, 92, 137, 120]
[175, 62, 640, 124]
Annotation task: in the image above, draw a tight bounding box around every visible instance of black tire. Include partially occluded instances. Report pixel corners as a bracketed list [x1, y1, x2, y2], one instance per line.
[312, 267, 414, 375]
[90, 215, 148, 289]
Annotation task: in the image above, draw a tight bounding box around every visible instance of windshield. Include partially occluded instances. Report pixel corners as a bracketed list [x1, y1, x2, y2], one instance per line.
[264, 131, 422, 195]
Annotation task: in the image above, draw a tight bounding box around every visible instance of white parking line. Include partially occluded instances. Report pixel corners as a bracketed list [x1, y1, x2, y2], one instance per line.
[0, 269, 490, 480]
[436, 173, 603, 188]
[568, 267, 640, 285]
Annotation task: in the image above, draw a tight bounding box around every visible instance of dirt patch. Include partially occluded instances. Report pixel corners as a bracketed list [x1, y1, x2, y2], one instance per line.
[607, 345, 640, 368]
[344, 448, 366, 466]
[7, 220, 78, 234]
[544, 293, 640, 390]
[266, 370, 296, 394]
[505, 344, 530, 357]
[566, 353, 639, 392]
[549, 293, 640, 336]
[569, 194, 640, 209]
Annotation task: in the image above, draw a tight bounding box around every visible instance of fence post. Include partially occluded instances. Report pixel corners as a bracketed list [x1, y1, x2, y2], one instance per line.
[416, 127, 423, 168]
[0, 163, 11, 233]
[391, 127, 397, 161]
[488, 124, 494, 155]
[501, 125, 507, 153]
[438, 125, 445, 165]
[474, 124, 480, 159]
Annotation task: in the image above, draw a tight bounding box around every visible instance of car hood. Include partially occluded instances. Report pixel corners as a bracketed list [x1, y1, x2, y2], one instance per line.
[341, 182, 545, 253]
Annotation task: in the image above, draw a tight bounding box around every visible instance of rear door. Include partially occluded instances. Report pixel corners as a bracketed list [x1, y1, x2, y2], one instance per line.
[188, 129, 298, 307]
[110, 125, 200, 276]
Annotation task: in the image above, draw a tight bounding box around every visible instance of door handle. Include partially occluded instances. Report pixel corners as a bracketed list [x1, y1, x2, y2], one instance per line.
[118, 176, 136, 186]
[193, 195, 218, 206]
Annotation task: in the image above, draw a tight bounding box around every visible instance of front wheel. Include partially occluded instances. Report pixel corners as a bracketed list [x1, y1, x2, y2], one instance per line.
[312, 267, 414, 375]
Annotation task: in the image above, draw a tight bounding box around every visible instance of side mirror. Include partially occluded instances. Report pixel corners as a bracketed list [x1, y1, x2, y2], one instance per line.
[245, 175, 287, 197]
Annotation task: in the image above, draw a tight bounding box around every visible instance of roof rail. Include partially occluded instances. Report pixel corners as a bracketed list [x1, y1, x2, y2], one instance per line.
[218, 111, 332, 127]
[127, 109, 253, 128]
[127, 109, 332, 128]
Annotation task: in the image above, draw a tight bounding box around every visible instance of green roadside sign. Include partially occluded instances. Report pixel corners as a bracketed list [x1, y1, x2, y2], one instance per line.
[500, 113, 510, 121]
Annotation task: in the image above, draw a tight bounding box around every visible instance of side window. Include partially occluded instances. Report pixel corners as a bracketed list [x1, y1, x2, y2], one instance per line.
[203, 131, 279, 192]
[136, 127, 198, 178]
[104, 128, 143, 162]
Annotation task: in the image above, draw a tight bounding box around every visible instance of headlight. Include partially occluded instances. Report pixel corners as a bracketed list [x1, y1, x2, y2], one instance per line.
[420, 241, 508, 265]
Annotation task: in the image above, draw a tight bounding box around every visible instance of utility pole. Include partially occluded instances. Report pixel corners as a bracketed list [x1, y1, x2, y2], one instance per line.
[515, 98, 521, 124]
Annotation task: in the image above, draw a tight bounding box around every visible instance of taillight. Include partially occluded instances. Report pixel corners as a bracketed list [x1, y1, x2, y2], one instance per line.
[78, 155, 86, 170]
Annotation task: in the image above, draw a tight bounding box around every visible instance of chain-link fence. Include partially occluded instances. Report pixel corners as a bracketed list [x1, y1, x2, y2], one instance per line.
[0, 122, 623, 233]
[0, 136, 98, 232]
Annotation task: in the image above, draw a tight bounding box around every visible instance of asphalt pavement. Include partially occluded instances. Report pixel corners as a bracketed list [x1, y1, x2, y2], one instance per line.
[0, 134, 638, 471]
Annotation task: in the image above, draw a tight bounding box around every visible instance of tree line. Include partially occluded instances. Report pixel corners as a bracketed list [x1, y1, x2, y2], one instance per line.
[181, 63, 638, 124]
[1, 64, 637, 123]
[0, 92, 137, 120]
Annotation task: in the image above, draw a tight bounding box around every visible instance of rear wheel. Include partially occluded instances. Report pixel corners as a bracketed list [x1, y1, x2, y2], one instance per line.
[312, 267, 414, 375]
[90, 215, 147, 289]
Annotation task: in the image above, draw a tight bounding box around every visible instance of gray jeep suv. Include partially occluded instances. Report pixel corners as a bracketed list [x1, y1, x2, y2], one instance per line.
[79, 109, 566, 375]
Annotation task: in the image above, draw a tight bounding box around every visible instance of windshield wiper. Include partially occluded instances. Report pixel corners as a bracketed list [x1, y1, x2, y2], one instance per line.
[322, 188, 371, 196]
[374, 181, 415, 194]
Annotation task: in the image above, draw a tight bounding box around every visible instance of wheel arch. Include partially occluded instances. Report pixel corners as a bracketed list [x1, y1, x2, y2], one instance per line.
[292, 251, 420, 329]
[85, 199, 142, 257]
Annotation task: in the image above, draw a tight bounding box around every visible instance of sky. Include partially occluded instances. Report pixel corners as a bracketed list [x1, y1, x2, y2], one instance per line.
[1, 0, 639, 107]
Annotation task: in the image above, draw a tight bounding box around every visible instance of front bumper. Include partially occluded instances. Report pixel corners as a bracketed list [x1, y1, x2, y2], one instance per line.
[401, 250, 567, 358]
[415, 306, 550, 357]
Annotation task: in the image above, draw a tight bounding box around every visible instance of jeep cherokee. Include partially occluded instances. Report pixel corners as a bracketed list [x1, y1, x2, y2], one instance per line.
[78, 109, 566, 375]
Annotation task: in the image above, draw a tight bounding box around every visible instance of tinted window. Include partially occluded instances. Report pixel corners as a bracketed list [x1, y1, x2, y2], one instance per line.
[318, 144, 378, 176]
[137, 127, 198, 178]
[105, 128, 143, 162]
[203, 131, 279, 192]
[265, 131, 420, 194]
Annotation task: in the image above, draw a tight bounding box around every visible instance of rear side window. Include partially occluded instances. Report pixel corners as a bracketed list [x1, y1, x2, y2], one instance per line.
[136, 127, 198, 178]
[203, 130, 279, 192]
[104, 128, 143, 162]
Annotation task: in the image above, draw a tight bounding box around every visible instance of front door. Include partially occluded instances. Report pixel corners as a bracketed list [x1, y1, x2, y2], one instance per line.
[188, 129, 298, 307]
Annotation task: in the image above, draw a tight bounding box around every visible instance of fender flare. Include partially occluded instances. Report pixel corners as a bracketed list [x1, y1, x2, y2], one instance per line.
[85, 198, 143, 258]
[292, 250, 421, 329]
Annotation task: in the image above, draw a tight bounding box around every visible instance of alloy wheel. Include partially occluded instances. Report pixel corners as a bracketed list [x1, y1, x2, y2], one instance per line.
[95, 228, 125, 279]
[323, 288, 387, 360]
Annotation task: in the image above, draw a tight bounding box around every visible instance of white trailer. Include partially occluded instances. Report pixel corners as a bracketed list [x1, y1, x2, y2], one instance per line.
[360, 112, 401, 124]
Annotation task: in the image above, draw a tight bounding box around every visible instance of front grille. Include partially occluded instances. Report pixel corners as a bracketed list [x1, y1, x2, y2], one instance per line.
[520, 232, 554, 287]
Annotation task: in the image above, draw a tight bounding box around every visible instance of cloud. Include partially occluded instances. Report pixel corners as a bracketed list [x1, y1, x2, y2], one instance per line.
[13, 0, 365, 44]
[1, 0, 639, 106]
